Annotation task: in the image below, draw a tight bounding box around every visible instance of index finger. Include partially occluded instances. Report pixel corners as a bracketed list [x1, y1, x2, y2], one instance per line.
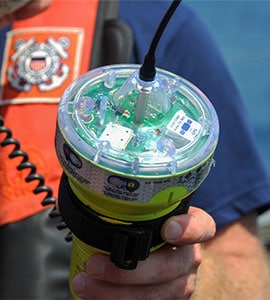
[83, 243, 201, 286]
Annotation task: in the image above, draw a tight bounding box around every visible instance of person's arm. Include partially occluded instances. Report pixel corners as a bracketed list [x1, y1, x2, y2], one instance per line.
[192, 212, 270, 299]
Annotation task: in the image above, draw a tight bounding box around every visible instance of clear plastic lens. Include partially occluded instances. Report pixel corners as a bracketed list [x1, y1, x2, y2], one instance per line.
[57, 64, 219, 177]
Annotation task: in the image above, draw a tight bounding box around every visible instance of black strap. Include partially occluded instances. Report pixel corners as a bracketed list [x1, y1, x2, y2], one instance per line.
[90, 0, 133, 69]
[58, 172, 191, 269]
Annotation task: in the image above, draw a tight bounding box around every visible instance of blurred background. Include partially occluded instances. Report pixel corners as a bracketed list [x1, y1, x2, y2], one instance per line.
[187, 0, 270, 239]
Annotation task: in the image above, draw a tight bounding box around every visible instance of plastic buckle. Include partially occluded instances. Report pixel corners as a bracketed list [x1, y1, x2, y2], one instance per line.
[110, 228, 153, 270]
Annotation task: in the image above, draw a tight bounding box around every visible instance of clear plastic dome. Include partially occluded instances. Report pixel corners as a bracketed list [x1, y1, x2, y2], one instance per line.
[57, 64, 219, 178]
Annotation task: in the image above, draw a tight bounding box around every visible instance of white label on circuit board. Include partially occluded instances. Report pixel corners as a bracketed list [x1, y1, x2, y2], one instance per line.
[99, 123, 133, 150]
[167, 110, 201, 142]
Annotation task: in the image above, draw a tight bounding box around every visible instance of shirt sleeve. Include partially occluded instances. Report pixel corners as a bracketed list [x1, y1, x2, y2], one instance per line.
[119, 2, 270, 229]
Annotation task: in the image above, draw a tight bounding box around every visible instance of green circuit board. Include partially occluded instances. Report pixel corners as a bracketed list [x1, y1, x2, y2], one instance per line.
[71, 77, 206, 160]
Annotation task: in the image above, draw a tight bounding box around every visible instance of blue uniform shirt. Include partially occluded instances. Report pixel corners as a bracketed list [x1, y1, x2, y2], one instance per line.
[119, 1, 270, 229]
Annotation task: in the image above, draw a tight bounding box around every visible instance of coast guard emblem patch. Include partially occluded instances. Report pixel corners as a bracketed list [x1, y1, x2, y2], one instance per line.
[0, 27, 84, 105]
[8, 36, 70, 92]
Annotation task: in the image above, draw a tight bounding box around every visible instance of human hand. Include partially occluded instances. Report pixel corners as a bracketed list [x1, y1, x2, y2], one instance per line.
[0, 0, 51, 28]
[72, 206, 216, 300]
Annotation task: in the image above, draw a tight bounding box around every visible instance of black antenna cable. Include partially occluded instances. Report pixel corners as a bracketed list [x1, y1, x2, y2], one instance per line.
[139, 0, 182, 82]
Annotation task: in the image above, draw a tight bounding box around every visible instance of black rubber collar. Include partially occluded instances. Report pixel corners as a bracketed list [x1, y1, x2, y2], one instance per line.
[58, 173, 191, 269]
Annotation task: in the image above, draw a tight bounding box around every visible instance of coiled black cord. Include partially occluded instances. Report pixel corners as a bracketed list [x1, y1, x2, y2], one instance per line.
[0, 115, 72, 241]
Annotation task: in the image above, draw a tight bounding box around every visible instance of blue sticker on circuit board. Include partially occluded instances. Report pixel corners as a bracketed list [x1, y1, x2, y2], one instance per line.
[167, 110, 201, 142]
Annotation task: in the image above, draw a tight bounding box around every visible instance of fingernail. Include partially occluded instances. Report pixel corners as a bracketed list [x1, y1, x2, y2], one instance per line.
[72, 272, 87, 293]
[86, 255, 105, 278]
[165, 221, 182, 242]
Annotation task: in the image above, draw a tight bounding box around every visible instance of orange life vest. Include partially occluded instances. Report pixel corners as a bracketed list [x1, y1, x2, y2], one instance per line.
[0, 0, 99, 225]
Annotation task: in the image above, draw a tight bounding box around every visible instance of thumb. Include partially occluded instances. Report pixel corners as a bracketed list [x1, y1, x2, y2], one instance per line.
[161, 206, 216, 245]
